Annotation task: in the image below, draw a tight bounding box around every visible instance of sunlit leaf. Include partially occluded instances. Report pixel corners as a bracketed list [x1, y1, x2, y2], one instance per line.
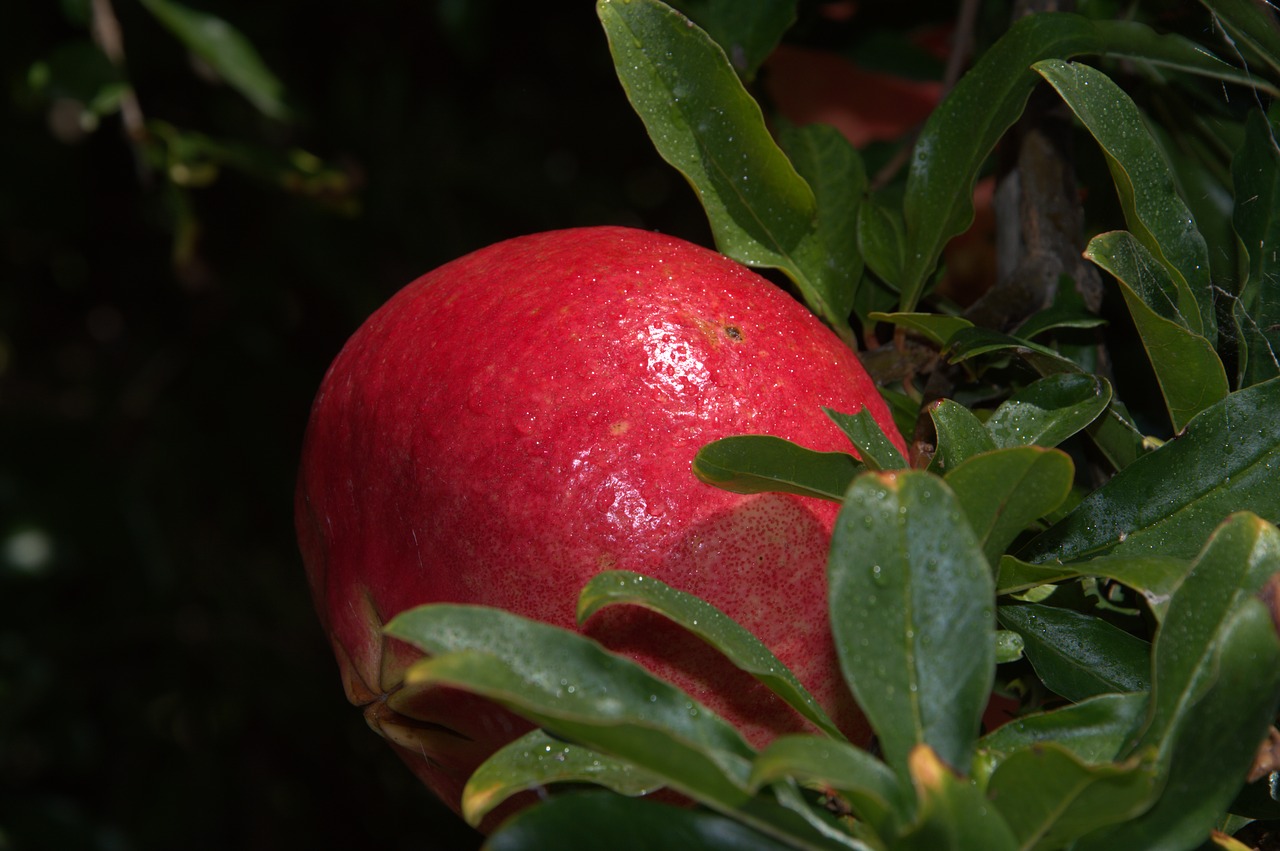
[998, 604, 1150, 701]
[945, 447, 1074, 564]
[692, 435, 860, 501]
[577, 571, 845, 740]
[463, 729, 663, 825]
[829, 472, 994, 780]
[1021, 377, 1280, 564]
[137, 0, 291, 120]
[1084, 230, 1228, 432]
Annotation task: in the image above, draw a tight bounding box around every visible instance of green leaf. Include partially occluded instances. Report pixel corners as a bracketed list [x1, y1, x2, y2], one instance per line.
[692, 435, 860, 501]
[996, 554, 1188, 621]
[829, 472, 995, 780]
[463, 729, 664, 825]
[665, 0, 795, 80]
[1020, 378, 1280, 564]
[978, 692, 1149, 769]
[858, 195, 907, 290]
[137, 0, 291, 120]
[577, 570, 846, 740]
[823, 408, 908, 471]
[597, 0, 852, 340]
[895, 746, 1020, 851]
[1035, 59, 1215, 346]
[749, 735, 903, 835]
[997, 604, 1151, 701]
[995, 630, 1025, 664]
[1232, 108, 1280, 388]
[945, 327, 1083, 376]
[924, 400, 998, 475]
[484, 791, 799, 851]
[1197, 0, 1280, 80]
[984, 373, 1113, 450]
[384, 605, 756, 809]
[945, 447, 1075, 564]
[986, 743, 1158, 850]
[1084, 231, 1228, 432]
[1013, 302, 1108, 340]
[868, 312, 974, 347]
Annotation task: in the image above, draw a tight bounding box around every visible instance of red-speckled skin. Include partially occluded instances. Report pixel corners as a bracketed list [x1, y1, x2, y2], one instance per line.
[295, 226, 906, 821]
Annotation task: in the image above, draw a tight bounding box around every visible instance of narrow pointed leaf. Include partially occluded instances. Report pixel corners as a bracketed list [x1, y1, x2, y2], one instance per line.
[1020, 377, 1280, 564]
[1232, 108, 1280, 387]
[693, 435, 860, 501]
[829, 472, 995, 779]
[137, 0, 291, 120]
[577, 570, 845, 740]
[925, 400, 998, 474]
[984, 373, 1112, 450]
[749, 735, 903, 835]
[597, 0, 851, 339]
[463, 729, 663, 825]
[485, 791, 800, 851]
[824, 408, 908, 471]
[998, 604, 1151, 701]
[1035, 59, 1215, 345]
[895, 746, 1019, 851]
[979, 692, 1149, 768]
[1085, 231, 1228, 432]
[945, 447, 1075, 564]
[986, 743, 1158, 850]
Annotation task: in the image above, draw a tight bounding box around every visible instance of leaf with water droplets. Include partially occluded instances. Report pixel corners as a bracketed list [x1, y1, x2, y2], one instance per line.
[829, 471, 995, 781]
[925, 400, 998, 475]
[824, 407, 908, 471]
[462, 728, 664, 826]
[984, 373, 1112, 450]
[577, 570, 846, 740]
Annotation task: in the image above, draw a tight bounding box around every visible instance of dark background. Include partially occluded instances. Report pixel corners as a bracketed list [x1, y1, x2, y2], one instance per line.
[0, 0, 968, 848]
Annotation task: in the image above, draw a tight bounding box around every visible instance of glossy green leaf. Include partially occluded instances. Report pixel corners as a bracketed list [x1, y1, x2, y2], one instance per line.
[946, 327, 1082, 375]
[829, 472, 995, 780]
[463, 729, 664, 825]
[597, 0, 852, 340]
[1036, 59, 1215, 346]
[945, 447, 1074, 564]
[998, 604, 1150, 701]
[823, 408, 907, 471]
[1083, 398, 1148, 472]
[1013, 302, 1108, 340]
[1075, 600, 1280, 850]
[978, 692, 1149, 770]
[895, 746, 1019, 851]
[925, 400, 997, 474]
[867, 312, 973, 347]
[1085, 231, 1228, 432]
[137, 0, 291, 120]
[1198, 0, 1280, 79]
[749, 735, 903, 835]
[1020, 377, 1280, 564]
[994, 630, 1025, 664]
[692, 435, 860, 501]
[857, 195, 907, 289]
[384, 605, 755, 808]
[984, 373, 1112, 450]
[898, 13, 1253, 311]
[484, 791, 798, 851]
[666, 0, 795, 80]
[986, 743, 1158, 850]
[778, 122, 865, 324]
[996, 554, 1187, 621]
[1232, 108, 1280, 388]
[577, 570, 845, 740]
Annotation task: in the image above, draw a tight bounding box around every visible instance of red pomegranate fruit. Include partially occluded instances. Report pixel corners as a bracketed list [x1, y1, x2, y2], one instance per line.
[295, 226, 905, 819]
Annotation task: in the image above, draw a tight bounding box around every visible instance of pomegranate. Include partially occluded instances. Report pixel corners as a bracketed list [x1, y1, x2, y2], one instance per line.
[295, 226, 905, 819]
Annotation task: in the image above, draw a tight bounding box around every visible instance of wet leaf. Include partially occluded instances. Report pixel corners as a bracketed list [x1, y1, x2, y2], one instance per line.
[997, 604, 1150, 701]
[463, 729, 663, 825]
[824, 407, 908, 471]
[945, 447, 1074, 564]
[1084, 231, 1228, 432]
[577, 570, 845, 740]
[1020, 378, 1280, 564]
[137, 0, 291, 120]
[996, 554, 1187, 621]
[692, 435, 860, 501]
[984, 373, 1112, 450]
[666, 0, 795, 80]
[925, 400, 997, 475]
[979, 692, 1149, 769]
[829, 472, 995, 780]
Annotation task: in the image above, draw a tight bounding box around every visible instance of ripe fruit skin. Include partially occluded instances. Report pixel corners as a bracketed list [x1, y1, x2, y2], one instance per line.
[295, 226, 906, 819]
